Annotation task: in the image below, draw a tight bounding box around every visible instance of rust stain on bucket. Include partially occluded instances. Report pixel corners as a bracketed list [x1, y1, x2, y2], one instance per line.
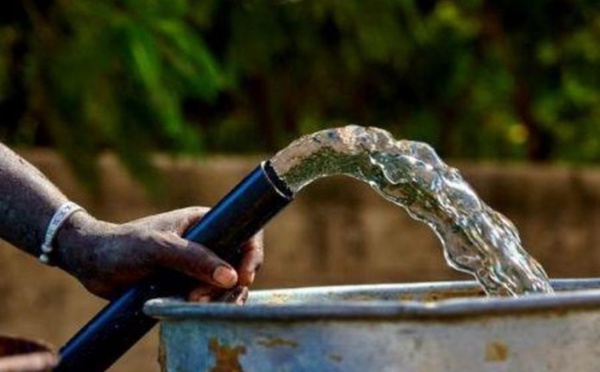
[257, 336, 298, 348]
[395, 288, 486, 303]
[208, 338, 246, 372]
[266, 293, 291, 304]
[158, 340, 167, 372]
[485, 340, 508, 362]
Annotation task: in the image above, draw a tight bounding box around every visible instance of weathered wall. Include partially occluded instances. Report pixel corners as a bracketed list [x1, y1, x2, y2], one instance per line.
[1, 151, 599, 371]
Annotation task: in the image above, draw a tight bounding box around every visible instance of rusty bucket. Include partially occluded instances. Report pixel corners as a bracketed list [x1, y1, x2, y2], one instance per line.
[146, 279, 600, 372]
[0, 336, 58, 372]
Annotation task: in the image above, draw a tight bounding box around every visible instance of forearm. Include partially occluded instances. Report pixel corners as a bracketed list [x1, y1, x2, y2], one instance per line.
[0, 143, 70, 257]
[0, 143, 258, 301]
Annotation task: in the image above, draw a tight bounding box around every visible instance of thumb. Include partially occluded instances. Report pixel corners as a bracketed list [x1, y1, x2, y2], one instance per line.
[155, 234, 238, 288]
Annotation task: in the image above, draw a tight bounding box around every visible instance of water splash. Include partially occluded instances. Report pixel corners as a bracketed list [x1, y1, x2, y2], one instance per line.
[270, 125, 553, 296]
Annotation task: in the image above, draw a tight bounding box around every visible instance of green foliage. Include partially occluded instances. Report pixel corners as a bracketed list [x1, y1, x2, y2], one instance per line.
[201, 0, 600, 163]
[0, 0, 599, 189]
[0, 0, 223, 190]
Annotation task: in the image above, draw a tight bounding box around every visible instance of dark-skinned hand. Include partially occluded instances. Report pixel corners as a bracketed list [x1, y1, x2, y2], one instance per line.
[53, 207, 262, 303]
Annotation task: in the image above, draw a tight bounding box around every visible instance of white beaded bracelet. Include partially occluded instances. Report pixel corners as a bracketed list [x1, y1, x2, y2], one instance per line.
[40, 201, 85, 265]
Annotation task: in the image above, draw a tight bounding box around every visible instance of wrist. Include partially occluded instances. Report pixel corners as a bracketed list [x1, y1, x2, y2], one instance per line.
[54, 211, 112, 278]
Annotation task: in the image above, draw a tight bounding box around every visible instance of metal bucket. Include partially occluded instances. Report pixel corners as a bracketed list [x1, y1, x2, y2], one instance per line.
[0, 336, 57, 372]
[146, 279, 600, 372]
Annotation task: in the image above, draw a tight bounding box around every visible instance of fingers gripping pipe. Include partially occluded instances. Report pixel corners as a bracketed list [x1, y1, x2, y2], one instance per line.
[56, 161, 293, 371]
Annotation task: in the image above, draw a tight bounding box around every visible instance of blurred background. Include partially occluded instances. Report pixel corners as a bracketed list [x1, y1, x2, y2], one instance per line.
[1, 0, 599, 181]
[1, 0, 599, 370]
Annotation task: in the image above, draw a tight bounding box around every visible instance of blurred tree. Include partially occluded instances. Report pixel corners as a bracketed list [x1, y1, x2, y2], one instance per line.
[203, 0, 599, 162]
[0, 0, 599, 189]
[0, 0, 223, 190]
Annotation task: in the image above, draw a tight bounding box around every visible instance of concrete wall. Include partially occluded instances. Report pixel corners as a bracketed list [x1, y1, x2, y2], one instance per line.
[1, 151, 599, 371]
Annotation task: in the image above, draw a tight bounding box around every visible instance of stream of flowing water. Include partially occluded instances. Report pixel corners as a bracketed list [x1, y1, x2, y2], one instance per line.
[269, 125, 553, 296]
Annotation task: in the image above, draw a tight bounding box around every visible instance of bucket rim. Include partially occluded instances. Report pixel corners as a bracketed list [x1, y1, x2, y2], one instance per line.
[144, 278, 600, 321]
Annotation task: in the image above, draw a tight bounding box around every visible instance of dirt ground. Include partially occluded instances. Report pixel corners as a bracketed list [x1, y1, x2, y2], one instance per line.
[1, 151, 599, 371]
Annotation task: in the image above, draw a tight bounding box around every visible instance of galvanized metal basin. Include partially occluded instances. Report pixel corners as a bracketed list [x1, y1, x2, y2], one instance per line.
[145, 279, 600, 372]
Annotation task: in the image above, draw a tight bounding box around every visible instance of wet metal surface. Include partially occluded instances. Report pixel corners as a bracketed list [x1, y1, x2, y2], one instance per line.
[146, 279, 600, 371]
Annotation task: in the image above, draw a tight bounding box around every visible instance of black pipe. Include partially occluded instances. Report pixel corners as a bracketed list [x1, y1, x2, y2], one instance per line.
[56, 161, 293, 371]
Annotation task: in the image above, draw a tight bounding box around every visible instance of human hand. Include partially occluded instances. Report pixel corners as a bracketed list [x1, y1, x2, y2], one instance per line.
[54, 207, 263, 301]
